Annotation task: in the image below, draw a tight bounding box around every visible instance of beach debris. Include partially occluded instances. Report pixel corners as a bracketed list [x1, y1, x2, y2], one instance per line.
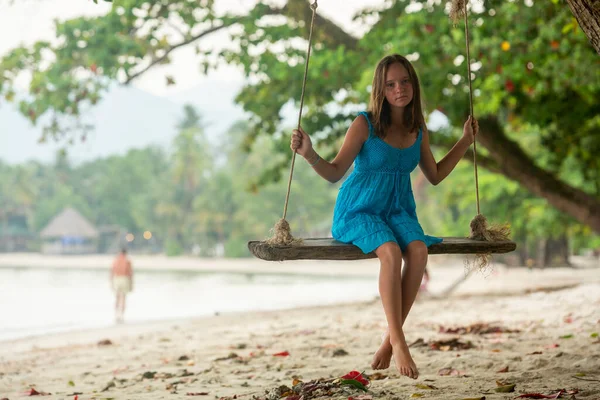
[23, 388, 51, 396]
[366, 372, 387, 381]
[332, 348, 349, 357]
[460, 397, 486, 400]
[411, 394, 425, 398]
[101, 380, 116, 392]
[439, 323, 520, 335]
[340, 370, 369, 391]
[179, 355, 190, 361]
[591, 332, 598, 338]
[215, 352, 239, 361]
[494, 380, 515, 393]
[545, 344, 560, 349]
[415, 383, 437, 390]
[259, 373, 370, 400]
[527, 351, 543, 355]
[97, 339, 113, 346]
[496, 366, 509, 373]
[349, 395, 373, 400]
[559, 334, 574, 339]
[428, 338, 475, 351]
[514, 389, 578, 398]
[68, 380, 75, 386]
[273, 351, 290, 357]
[573, 375, 600, 382]
[438, 367, 465, 376]
[185, 392, 209, 396]
[408, 338, 426, 348]
[142, 371, 157, 379]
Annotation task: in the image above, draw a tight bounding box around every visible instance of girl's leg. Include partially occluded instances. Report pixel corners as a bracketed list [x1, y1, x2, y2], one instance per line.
[373, 241, 418, 379]
[372, 241, 428, 374]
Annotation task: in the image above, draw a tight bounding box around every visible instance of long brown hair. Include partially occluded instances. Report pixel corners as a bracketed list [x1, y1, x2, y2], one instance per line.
[367, 54, 425, 138]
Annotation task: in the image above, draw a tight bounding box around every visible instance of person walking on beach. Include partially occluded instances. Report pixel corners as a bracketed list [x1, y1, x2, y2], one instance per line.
[110, 248, 133, 323]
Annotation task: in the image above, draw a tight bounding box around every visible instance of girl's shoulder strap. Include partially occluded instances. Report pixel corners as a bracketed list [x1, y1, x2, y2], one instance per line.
[357, 111, 375, 138]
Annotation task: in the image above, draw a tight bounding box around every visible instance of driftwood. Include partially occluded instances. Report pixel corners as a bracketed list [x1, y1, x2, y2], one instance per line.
[248, 237, 517, 261]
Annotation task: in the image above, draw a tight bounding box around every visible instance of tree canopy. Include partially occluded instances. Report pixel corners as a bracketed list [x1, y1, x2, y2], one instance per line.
[0, 0, 598, 235]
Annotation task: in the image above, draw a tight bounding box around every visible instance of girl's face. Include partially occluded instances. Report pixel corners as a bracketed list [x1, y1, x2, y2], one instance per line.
[383, 62, 414, 109]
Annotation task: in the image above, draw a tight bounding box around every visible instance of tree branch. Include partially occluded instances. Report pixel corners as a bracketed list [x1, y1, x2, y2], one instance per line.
[123, 23, 227, 84]
[565, 0, 600, 54]
[477, 116, 600, 233]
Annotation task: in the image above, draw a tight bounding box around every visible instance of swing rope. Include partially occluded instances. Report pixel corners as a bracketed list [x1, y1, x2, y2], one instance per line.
[462, 0, 481, 217]
[266, 0, 318, 245]
[266, 0, 510, 258]
[451, 0, 510, 269]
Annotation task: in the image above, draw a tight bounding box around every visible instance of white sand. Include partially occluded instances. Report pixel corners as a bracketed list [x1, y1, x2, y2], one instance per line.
[1, 256, 599, 399]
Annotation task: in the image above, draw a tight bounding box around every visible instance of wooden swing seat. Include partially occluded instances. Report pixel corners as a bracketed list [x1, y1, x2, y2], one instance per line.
[248, 237, 517, 261]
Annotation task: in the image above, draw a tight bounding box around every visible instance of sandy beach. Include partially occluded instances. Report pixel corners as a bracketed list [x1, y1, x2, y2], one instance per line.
[1, 256, 599, 399]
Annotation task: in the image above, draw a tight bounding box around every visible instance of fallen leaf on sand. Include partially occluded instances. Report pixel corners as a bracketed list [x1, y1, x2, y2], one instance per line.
[185, 393, 209, 396]
[438, 367, 465, 376]
[97, 339, 113, 346]
[461, 397, 485, 400]
[23, 388, 51, 396]
[349, 395, 373, 400]
[527, 351, 543, 355]
[101, 381, 116, 392]
[142, 371, 156, 379]
[559, 334, 573, 339]
[411, 394, 425, 398]
[496, 366, 509, 373]
[366, 372, 387, 380]
[415, 383, 437, 390]
[178, 355, 190, 361]
[215, 352, 239, 361]
[494, 382, 515, 393]
[591, 332, 598, 338]
[439, 323, 519, 335]
[408, 338, 426, 348]
[273, 351, 290, 357]
[429, 338, 474, 351]
[514, 389, 578, 399]
[332, 348, 349, 357]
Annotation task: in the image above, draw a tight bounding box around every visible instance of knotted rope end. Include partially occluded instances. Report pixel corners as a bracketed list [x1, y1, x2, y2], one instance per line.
[265, 218, 303, 246]
[449, 0, 468, 23]
[467, 213, 511, 272]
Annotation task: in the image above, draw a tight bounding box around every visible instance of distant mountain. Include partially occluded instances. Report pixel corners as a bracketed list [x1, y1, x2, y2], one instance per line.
[167, 78, 247, 141]
[0, 80, 247, 165]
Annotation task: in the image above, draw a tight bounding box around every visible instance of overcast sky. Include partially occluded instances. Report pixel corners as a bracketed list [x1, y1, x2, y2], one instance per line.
[0, 0, 384, 97]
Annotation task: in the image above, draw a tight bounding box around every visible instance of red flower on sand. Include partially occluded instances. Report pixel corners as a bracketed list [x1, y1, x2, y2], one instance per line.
[341, 370, 369, 386]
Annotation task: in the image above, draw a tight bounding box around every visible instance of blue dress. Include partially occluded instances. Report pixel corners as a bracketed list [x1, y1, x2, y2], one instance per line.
[331, 111, 442, 254]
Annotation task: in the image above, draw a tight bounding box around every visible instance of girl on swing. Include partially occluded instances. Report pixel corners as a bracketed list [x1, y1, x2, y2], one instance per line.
[290, 54, 478, 379]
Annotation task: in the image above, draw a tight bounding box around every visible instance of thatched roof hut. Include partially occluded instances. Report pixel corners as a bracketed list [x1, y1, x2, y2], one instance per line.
[40, 207, 98, 239]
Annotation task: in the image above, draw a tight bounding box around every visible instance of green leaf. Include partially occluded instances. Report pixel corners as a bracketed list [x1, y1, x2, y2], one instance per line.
[591, 333, 598, 338]
[559, 334, 574, 339]
[340, 379, 368, 392]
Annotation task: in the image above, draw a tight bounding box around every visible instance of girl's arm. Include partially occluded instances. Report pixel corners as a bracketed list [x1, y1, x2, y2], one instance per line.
[419, 116, 478, 185]
[291, 114, 369, 183]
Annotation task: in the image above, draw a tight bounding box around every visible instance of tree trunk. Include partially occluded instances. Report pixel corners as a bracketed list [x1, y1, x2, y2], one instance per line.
[476, 117, 600, 234]
[545, 234, 571, 266]
[566, 0, 600, 55]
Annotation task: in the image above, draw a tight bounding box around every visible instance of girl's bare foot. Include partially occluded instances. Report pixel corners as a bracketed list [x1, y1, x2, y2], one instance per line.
[371, 340, 393, 369]
[391, 340, 419, 379]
